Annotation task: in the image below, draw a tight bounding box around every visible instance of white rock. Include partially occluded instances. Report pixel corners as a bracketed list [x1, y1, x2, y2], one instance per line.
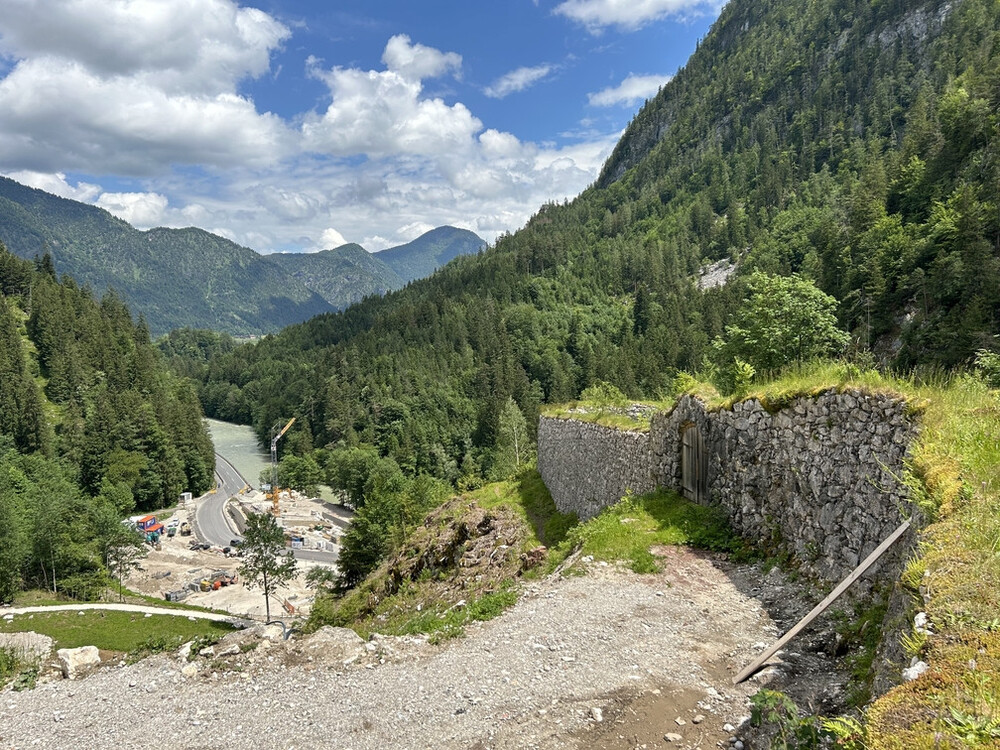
[0, 631, 53, 660]
[57, 646, 101, 679]
[902, 661, 928, 682]
[181, 663, 198, 678]
[590, 707, 603, 722]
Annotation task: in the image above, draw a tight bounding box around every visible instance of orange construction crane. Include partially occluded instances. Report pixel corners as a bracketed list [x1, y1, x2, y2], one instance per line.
[270, 417, 295, 515]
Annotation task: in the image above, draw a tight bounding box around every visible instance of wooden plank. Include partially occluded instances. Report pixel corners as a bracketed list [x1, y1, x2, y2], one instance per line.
[732, 518, 912, 685]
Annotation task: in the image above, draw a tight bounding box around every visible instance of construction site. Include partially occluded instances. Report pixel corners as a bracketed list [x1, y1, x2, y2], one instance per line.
[125, 484, 351, 620]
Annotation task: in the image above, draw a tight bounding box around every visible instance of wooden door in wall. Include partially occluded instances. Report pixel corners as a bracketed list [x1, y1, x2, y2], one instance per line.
[680, 424, 707, 504]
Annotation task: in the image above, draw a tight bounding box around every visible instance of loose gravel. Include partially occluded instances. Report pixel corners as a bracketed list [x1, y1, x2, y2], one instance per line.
[2, 548, 788, 750]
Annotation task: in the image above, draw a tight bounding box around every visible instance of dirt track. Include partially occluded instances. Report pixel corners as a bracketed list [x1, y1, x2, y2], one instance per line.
[0, 547, 835, 750]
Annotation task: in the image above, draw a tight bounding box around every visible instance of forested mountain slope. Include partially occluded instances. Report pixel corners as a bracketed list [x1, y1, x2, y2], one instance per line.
[265, 243, 403, 311]
[0, 177, 334, 336]
[189, 0, 999, 480]
[371, 226, 487, 284]
[0, 244, 214, 601]
[264, 227, 487, 309]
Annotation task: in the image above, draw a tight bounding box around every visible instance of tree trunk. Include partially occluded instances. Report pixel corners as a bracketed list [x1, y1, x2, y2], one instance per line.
[263, 569, 270, 621]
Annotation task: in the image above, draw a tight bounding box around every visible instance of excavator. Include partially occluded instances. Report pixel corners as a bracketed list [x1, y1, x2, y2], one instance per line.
[269, 417, 295, 516]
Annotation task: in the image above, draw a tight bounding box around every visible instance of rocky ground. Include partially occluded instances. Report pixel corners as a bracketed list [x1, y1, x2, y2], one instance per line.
[1, 547, 850, 750]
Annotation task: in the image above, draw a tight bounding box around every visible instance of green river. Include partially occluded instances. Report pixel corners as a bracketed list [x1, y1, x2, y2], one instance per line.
[206, 418, 270, 489]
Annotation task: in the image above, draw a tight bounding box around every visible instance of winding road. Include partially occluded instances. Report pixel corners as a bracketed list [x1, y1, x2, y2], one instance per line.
[195, 453, 340, 565]
[193, 453, 246, 548]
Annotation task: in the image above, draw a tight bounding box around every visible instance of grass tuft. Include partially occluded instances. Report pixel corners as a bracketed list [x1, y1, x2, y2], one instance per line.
[550, 488, 749, 573]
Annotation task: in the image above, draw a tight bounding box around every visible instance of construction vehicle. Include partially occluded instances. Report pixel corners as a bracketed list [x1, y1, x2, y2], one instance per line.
[179, 521, 192, 536]
[269, 417, 296, 516]
[210, 570, 238, 587]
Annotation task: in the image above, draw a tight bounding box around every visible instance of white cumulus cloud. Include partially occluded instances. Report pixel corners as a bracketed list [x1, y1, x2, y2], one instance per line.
[96, 191, 170, 229]
[589, 73, 672, 107]
[0, 7, 623, 256]
[381, 34, 462, 81]
[302, 45, 481, 158]
[3, 170, 102, 202]
[320, 227, 348, 249]
[0, 0, 293, 175]
[396, 222, 435, 242]
[484, 65, 553, 98]
[555, 0, 719, 31]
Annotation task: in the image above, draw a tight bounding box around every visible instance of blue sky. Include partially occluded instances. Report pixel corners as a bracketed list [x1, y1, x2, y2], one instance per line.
[0, 0, 720, 252]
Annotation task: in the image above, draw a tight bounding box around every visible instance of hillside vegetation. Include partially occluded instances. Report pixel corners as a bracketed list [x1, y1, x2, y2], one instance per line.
[0, 177, 334, 336]
[0, 176, 489, 337]
[265, 243, 403, 310]
[187, 0, 999, 478]
[0, 244, 214, 603]
[370, 226, 487, 284]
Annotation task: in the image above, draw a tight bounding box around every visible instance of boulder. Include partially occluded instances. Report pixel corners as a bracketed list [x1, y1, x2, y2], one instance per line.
[0, 631, 54, 661]
[292, 626, 366, 667]
[57, 645, 101, 679]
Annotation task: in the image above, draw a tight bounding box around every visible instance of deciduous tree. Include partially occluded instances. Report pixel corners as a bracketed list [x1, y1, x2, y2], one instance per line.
[239, 512, 297, 622]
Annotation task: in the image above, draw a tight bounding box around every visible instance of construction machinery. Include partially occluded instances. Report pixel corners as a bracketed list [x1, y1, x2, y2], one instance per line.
[270, 417, 296, 515]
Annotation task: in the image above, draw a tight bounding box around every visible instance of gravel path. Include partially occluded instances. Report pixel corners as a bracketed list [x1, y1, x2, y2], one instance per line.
[2, 548, 781, 750]
[2, 603, 245, 624]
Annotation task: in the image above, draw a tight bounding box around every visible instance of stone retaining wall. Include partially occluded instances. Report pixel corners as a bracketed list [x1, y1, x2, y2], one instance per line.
[537, 417, 653, 520]
[652, 392, 919, 581]
[540, 389, 921, 582]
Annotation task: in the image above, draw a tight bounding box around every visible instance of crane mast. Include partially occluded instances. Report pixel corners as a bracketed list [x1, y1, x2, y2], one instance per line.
[270, 417, 295, 515]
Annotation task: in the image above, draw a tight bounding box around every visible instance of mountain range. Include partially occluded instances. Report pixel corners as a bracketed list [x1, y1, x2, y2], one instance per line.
[264, 227, 486, 310]
[0, 175, 484, 337]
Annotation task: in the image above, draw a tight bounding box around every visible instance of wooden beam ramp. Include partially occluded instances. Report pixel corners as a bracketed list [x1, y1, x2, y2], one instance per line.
[733, 518, 912, 685]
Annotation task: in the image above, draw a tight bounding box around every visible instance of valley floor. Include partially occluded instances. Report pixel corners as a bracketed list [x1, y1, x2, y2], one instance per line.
[1, 548, 836, 750]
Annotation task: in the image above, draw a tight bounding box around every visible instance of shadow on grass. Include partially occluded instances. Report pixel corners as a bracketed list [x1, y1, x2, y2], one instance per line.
[512, 469, 578, 548]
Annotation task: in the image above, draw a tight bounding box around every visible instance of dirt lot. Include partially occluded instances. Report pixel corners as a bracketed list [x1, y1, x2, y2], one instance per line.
[126, 506, 334, 619]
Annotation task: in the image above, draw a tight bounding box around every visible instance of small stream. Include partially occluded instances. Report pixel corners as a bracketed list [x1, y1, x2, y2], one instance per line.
[206, 418, 270, 489]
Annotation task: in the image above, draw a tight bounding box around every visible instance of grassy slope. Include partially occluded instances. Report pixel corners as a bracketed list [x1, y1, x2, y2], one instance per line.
[0, 609, 232, 652]
[539, 399, 672, 432]
[308, 468, 743, 644]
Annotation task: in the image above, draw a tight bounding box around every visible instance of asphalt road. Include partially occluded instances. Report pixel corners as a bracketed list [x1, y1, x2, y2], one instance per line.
[193, 453, 245, 548]
[195, 453, 340, 565]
